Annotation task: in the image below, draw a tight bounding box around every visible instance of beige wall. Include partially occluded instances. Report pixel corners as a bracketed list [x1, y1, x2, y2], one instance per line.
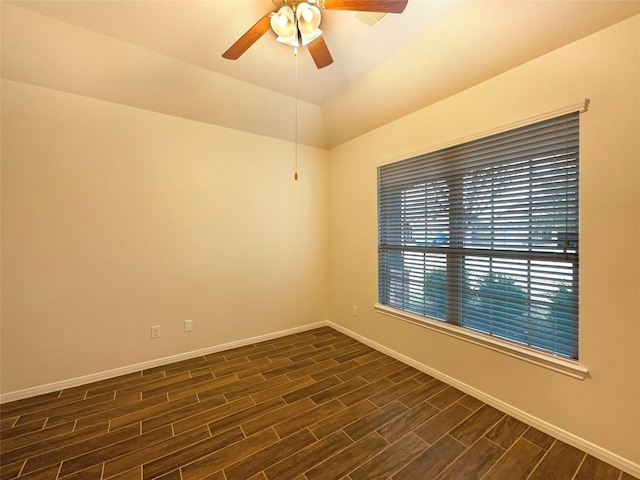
[329, 15, 640, 467]
[1, 80, 330, 393]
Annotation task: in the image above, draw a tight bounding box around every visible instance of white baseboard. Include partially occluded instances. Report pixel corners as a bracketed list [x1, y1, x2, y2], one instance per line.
[327, 321, 640, 479]
[0, 321, 328, 404]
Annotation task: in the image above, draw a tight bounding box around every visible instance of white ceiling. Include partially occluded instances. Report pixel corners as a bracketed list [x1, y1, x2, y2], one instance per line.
[3, 0, 640, 148]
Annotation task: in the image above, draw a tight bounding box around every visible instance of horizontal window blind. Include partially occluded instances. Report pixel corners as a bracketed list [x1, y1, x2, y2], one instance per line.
[378, 112, 579, 359]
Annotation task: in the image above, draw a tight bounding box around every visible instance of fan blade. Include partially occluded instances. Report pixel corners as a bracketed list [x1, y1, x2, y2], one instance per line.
[321, 0, 408, 13]
[222, 13, 272, 60]
[308, 35, 333, 69]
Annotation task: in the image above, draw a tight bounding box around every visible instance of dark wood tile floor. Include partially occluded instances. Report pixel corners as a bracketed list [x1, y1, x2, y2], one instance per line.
[1, 327, 636, 480]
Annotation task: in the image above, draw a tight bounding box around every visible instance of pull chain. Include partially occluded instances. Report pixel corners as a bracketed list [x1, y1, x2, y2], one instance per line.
[294, 46, 299, 180]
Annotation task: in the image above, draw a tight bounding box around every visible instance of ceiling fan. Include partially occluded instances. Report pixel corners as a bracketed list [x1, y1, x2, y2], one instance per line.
[222, 0, 409, 69]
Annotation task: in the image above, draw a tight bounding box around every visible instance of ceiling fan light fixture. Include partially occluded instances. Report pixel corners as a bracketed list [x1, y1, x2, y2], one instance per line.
[296, 2, 322, 46]
[271, 6, 299, 46]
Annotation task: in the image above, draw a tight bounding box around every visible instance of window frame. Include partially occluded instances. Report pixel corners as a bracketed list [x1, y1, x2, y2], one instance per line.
[376, 103, 588, 379]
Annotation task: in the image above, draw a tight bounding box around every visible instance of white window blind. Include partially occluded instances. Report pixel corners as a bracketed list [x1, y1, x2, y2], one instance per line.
[378, 112, 579, 359]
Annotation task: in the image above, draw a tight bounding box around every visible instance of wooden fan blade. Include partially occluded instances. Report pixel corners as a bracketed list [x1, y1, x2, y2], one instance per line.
[321, 0, 408, 13]
[308, 36, 333, 69]
[222, 13, 272, 60]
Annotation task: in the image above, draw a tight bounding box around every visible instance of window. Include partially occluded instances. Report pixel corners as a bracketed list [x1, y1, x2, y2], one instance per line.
[378, 112, 579, 359]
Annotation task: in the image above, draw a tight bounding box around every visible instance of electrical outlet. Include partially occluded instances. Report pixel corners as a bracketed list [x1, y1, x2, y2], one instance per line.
[151, 325, 161, 339]
[352, 306, 358, 317]
[184, 319, 193, 332]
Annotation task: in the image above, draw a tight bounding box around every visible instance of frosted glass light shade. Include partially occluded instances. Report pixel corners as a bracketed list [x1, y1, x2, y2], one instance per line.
[270, 6, 298, 46]
[296, 3, 322, 45]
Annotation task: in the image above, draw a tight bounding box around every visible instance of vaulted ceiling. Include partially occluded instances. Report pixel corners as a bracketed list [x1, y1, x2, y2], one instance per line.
[3, 1, 639, 148]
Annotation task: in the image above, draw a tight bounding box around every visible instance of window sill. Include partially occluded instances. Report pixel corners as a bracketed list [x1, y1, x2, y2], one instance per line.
[374, 304, 589, 380]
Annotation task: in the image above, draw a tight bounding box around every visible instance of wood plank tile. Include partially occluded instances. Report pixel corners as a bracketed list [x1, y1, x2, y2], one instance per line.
[106, 466, 141, 480]
[224, 343, 277, 361]
[115, 372, 191, 399]
[620, 472, 640, 480]
[436, 436, 505, 480]
[14, 392, 115, 427]
[288, 346, 338, 363]
[196, 374, 262, 401]
[0, 460, 25, 480]
[281, 376, 342, 404]
[246, 344, 300, 362]
[224, 429, 317, 480]
[338, 378, 394, 407]
[353, 350, 387, 365]
[167, 374, 237, 401]
[13, 462, 62, 480]
[308, 359, 361, 381]
[109, 394, 199, 431]
[414, 403, 473, 445]
[273, 399, 346, 438]
[140, 373, 215, 400]
[393, 434, 466, 480]
[343, 401, 409, 442]
[250, 375, 315, 404]
[234, 358, 294, 380]
[397, 378, 449, 409]
[290, 334, 341, 350]
[141, 426, 245, 480]
[1, 422, 109, 468]
[369, 377, 422, 407]
[1, 420, 74, 452]
[484, 414, 529, 449]
[241, 398, 316, 437]
[321, 337, 361, 351]
[264, 430, 353, 480]
[349, 433, 427, 480]
[0, 391, 63, 417]
[0, 416, 19, 431]
[204, 357, 255, 378]
[377, 401, 439, 444]
[308, 400, 378, 440]
[384, 365, 419, 383]
[333, 346, 376, 364]
[522, 426, 555, 450]
[260, 358, 315, 379]
[449, 404, 504, 447]
[361, 360, 411, 383]
[224, 374, 291, 402]
[22, 423, 140, 475]
[527, 440, 585, 480]
[284, 359, 340, 380]
[103, 425, 210, 479]
[60, 463, 104, 480]
[74, 394, 168, 430]
[574, 454, 622, 480]
[309, 377, 368, 405]
[141, 393, 227, 433]
[335, 359, 385, 382]
[483, 437, 544, 480]
[427, 386, 466, 410]
[144, 356, 208, 376]
[457, 394, 484, 412]
[171, 397, 255, 435]
[180, 429, 279, 480]
[206, 397, 286, 436]
[305, 432, 389, 480]
[85, 372, 166, 397]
